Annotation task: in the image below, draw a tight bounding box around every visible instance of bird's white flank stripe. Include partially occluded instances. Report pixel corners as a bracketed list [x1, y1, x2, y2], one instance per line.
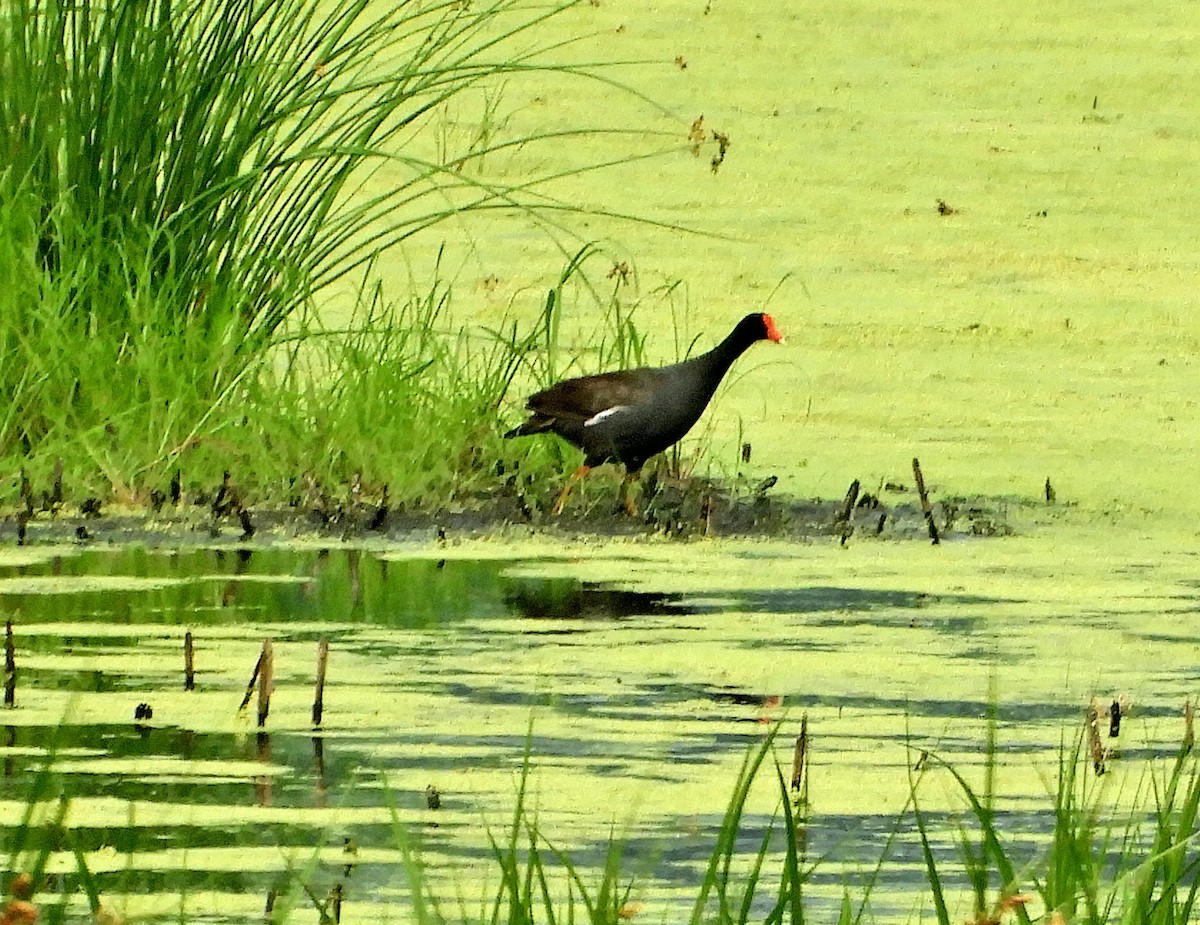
[584, 405, 630, 427]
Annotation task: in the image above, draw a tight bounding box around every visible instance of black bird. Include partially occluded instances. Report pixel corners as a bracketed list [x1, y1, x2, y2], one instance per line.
[504, 312, 784, 514]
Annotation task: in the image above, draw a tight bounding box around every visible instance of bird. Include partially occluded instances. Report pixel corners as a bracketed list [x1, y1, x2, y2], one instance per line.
[504, 312, 784, 515]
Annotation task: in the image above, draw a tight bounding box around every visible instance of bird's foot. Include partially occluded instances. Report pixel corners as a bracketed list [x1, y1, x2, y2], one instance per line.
[551, 464, 590, 516]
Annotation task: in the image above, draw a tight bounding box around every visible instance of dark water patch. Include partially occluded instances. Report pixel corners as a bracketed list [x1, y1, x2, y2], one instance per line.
[504, 577, 690, 621]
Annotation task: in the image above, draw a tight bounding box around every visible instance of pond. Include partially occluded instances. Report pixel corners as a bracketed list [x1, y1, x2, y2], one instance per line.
[1, 526, 1197, 922]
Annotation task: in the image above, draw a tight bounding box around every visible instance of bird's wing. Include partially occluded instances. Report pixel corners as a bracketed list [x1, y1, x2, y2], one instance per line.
[525, 368, 663, 421]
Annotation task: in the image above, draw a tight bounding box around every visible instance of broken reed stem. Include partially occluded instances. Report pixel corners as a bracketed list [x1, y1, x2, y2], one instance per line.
[184, 631, 195, 691]
[331, 883, 344, 925]
[1185, 699, 1195, 754]
[1086, 699, 1106, 774]
[257, 638, 273, 728]
[837, 480, 860, 525]
[911, 457, 940, 545]
[4, 620, 14, 708]
[790, 713, 809, 803]
[238, 647, 265, 711]
[312, 639, 329, 727]
[836, 479, 860, 545]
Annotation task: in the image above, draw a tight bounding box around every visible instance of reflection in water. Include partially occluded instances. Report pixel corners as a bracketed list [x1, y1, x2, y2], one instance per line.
[313, 736, 327, 809]
[0, 547, 518, 628]
[255, 731, 272, 807]
[504, 578, 690, 621]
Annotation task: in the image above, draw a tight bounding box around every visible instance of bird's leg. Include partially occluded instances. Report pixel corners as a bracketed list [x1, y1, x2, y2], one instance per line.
[551, 464, 590, 516]
[621, 471, 640, 517]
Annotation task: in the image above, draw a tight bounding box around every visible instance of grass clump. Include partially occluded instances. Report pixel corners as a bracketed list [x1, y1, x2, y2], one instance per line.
[911, 726, 1200, 925]
[0, 0, 687, 510]
[7, 719, 1200, 924]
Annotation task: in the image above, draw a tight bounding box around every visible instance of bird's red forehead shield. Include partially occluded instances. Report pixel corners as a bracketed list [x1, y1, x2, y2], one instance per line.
[763, 314, 785, 344]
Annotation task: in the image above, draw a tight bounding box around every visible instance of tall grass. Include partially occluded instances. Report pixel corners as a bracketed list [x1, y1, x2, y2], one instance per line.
[0, 0, 683, 505]
[145, 244, 671, 511]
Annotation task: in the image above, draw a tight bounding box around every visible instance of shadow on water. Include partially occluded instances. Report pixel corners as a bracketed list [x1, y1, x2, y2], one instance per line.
[709, 585, 1015, 617]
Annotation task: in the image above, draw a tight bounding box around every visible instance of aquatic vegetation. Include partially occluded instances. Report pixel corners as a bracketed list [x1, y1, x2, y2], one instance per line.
[0, 539, 1198, 921]
[6, 720, 1200, 924]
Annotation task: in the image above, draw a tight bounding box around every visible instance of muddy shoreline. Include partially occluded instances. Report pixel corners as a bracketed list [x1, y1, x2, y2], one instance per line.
[0, 476, 1025, 548]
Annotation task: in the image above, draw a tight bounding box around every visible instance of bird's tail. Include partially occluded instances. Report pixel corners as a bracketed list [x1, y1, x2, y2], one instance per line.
[503, 415, 553, 439]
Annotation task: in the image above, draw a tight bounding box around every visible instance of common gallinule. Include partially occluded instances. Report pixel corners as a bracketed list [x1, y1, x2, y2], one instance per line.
[504, 312, 784, 514]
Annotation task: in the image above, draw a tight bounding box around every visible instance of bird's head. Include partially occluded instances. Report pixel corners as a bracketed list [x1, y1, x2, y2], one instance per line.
[761, 313, 785, 345]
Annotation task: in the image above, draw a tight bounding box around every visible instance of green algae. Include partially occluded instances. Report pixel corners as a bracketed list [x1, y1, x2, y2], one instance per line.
[0, 529, 1196, 922]
[358, 0, 1200, 526]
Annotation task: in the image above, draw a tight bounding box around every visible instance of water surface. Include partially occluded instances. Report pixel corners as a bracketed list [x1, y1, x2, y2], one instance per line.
[1, 527, 1195, 921]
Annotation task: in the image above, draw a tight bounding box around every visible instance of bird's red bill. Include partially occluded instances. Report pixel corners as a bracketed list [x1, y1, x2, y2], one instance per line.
[763, 314, 785, 344]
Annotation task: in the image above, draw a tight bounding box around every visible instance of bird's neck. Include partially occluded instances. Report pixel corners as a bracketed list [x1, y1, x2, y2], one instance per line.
[694, 327, 756, 381]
